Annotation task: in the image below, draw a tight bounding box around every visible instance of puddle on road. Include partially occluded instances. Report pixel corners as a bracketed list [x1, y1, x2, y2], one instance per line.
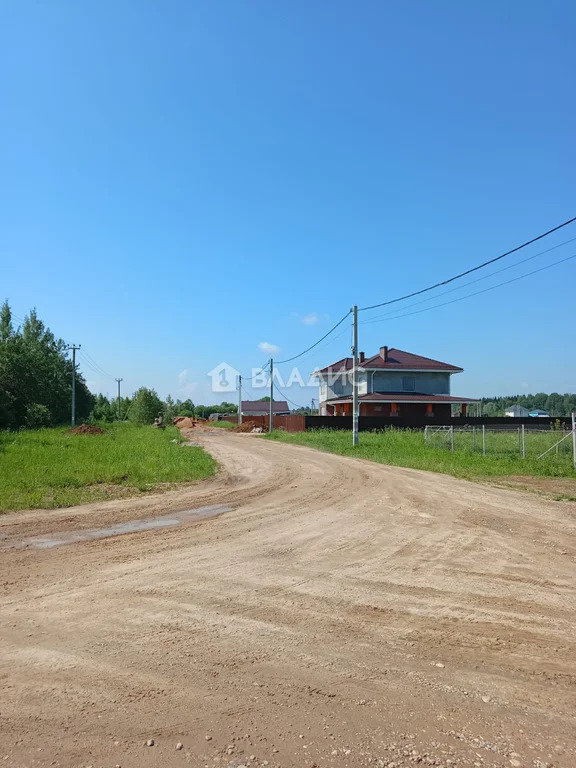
[22, 504, 232, 550]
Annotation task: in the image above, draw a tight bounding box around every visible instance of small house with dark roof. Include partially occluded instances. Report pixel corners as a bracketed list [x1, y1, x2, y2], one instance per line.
[313, 346, 477, 418]
[241, 400, 290, 417]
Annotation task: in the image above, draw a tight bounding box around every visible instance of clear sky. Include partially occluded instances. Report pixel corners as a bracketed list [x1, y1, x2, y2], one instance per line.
[1, 0, 575, 407]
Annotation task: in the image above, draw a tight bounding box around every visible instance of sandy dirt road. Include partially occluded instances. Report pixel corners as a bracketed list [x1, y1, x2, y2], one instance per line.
[1, 431, 576, 768]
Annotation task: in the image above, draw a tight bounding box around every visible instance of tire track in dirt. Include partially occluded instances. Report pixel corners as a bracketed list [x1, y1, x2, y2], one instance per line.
[1, 432, 576, 767]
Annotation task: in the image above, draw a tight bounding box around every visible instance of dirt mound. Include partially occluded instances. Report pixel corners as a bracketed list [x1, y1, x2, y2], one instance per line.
[233, 420, 267, 433]
[173, 417, 198, 428]
[66, 424, 105, 435]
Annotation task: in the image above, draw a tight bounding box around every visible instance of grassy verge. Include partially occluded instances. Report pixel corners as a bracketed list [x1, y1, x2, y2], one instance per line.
[208, 420, 236, 429]
[0, 423, 217, 511]
[265, 428, 576, 481]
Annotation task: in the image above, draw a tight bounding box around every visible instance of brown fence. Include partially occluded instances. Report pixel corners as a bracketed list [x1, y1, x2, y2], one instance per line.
[221, 414, 306, 433]
[304, 415, 573, 431]
[221, 414, 573, 433]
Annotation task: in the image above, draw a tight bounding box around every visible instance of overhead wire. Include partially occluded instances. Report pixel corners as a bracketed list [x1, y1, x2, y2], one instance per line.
[358, 215, 576, 313]
[239, 360, 270, 381]
[275, 310, 352, 364]
[280, 321, 353, 375]
[361, 251, 576, 325]
[77, 352, 110, 380]
[78, 349, 115, 380]
[272, 382, 305, 409]
[362, 235, 576, 323]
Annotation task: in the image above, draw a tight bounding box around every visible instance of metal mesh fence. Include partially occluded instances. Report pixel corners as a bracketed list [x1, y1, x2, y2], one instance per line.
[424, 422, 576, 464]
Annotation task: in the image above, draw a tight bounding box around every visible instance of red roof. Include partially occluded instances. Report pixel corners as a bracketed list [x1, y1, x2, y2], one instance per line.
[326, 393, 478, 404]
[316, 348, 462, 374]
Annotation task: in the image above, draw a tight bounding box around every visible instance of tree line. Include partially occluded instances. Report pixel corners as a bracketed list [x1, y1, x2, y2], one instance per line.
[0, 300, 239, 429]
[478, 393, 576, 417]
[91, 393, 238, 424]
[0, 302, 93, 429]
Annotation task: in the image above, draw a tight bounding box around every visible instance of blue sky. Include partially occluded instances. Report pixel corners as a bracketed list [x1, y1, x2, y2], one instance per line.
[1, 0, 575, 406]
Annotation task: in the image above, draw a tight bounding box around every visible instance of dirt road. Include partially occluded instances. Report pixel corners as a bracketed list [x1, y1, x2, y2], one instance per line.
[1, 432, 576, 768]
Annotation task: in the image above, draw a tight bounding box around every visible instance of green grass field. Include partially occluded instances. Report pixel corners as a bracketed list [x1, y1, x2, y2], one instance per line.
[265, 428, 576, 481]
[0, 423, 217, 511]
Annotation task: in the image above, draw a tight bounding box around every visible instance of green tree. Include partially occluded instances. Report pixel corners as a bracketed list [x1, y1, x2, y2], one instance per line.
[0, 301, 93, 428]
[129, 387, 164, 425]
[25, 403, 52, 428]
[0, 300, 13, 343]
[164, 394, 177, 423]
[176, 398, 196, 417]
[90, 394, 115, 423]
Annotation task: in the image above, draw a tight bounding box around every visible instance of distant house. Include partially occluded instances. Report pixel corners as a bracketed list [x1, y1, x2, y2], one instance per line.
[241, 400, 290, 417]
[505, 404, 530, 417]
[505, 405, 550, 418]
[314, 346, 477, 419]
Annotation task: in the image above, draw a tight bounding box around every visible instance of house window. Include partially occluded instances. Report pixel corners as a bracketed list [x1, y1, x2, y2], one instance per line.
[403, 376, 416, 392]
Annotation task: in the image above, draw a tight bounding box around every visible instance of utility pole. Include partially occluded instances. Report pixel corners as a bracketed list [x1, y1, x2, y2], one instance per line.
[238, 375, 242, 425]
[352, 305, 359, 446]
[115, 378, 123, 420]
[68, 344, 81, 426]
[269, 358, 274, 433]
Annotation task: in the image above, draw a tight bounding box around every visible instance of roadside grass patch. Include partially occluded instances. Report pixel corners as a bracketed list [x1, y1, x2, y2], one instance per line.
[207, 420, 235, 429]
[265, 428, 575, 480]
[0, 423, 216, 511]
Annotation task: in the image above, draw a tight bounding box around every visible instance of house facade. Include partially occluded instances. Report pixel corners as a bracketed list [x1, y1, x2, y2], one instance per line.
[504, 404, 530, 417]
[314, 346, 477, 419]
[504, 405, 550, 418]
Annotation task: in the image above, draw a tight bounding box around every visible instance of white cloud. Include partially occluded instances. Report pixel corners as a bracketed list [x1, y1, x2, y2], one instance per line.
[258, 341, 280, 354]
[302, 312, 319, 326]
[177, 369, 198, 397]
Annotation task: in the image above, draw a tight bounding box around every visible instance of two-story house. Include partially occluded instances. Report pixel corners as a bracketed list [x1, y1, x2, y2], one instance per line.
[314, 346, 477, 418]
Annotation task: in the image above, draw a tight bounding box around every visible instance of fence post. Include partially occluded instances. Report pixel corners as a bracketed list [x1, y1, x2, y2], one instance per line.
[572, 413, 576, 471]
[522, 424, 526, 459]
[482, 425, 486, 456]
[518, 427, 521, 454]
[425, 425, 428, 445]
[450, 425, 454, 453]
[472, 426, 476, 451]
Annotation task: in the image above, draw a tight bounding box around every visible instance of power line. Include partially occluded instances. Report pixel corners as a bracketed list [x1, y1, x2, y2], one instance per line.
[358, 215, 576, 313]
[239, 361, 270, 381]
[284, 321, 352, 374]
[276, 310, 352, 364]
[273, 382, 305, 409]
[361, 251, 576, 325]
[79, 349, 115, 380]
[362, 235, 576, 323]
[77, 352, 107, 379]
